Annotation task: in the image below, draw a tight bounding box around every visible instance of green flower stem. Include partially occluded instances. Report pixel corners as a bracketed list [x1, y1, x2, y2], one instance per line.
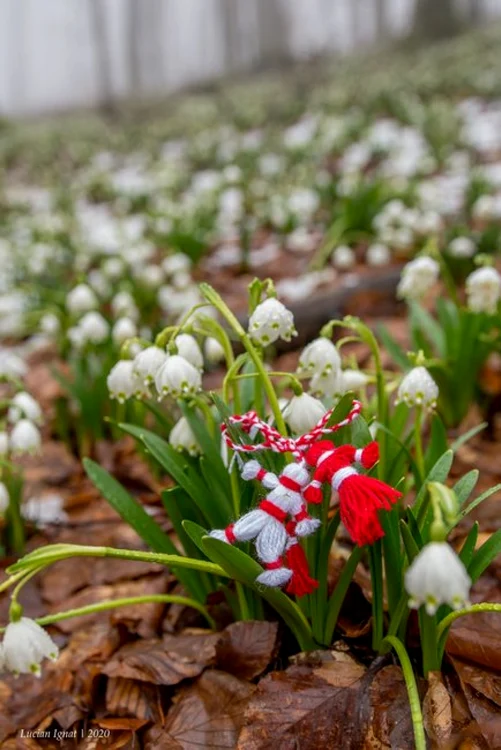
[368, 542, 385, 651]
[419, 610, 440, 676]
[7, 544, 228, 578]
[413, 406, 425, 483]
[0, 594, 216, 632]
[0, 569, 28, 595]
[191, 395, 216, 438]
[155, 304, 208, 349]
[437, 602, 501, 659]
[200, 283, 286, 434]
[381, 636, 426, 750]
[323, 545, 363, 646]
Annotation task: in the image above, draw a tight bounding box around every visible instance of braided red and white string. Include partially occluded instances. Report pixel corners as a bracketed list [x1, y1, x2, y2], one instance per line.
[220, 399, 362, 459]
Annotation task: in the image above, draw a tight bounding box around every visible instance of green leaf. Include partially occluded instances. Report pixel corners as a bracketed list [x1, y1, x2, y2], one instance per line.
[409, 302, 446, 355]
[450, 422, 487, 452]
[452, 470, 479, 507]
[424, 415, 448, 471]
[400, 520, 420, 563]
[458, 522, 478, 567]
[377, 325, 410, 371]
[456, 483, 501, 525]
[201, 536, 316, 651]
[468, 528, 501, 583]
[414, 450, 454, 523]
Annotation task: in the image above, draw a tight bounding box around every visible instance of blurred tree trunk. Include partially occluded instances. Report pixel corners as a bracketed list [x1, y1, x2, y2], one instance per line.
[222, 0, 241, 72]
[255, 0, 291, 68]
[467, 0, 483, 25]
[89, 0, 115, 114]
[375, 0, 387, 41]
[412, 0, 460, 40]
[126, 0, 141, 96]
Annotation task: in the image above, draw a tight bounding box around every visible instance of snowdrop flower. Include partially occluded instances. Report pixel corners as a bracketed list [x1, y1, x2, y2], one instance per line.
[310, 369, 343, 399]
[204, 337, 225, 364]
[466, 266, 501, 314]
[78, 311, 109, 344]
[331, 245, 356, 270]
[107, 361, 140, 403]
[0, 431, 8, 455]
[8, 392, 43, 425]
[135, 264, 164, 289]
[0, 351, 27, 379]
[472, 194, 495, 221]
[133, 346, 167, 385]
[10, 419, 42, 455]
[111, 291, 139, 321]
[0, 482, 9, 515]
[2, 617, 59, 676]
[248, 298, 296, 347]
[112, 317, 137, 346]
[174, 334, 203, 371]
[340, 369, 369, 392]
[448, 236, 476, 259]
[66, 283, 98, 315]
[155, 355, 202, 399]
[397, 366, 439, 411]
[162, 253, 192, 276]
[283, 393, 326, 434]
[405, 542, 471, 615]
[366, 243, 391, 267]
[22, 493, 68, 526]
[298, 338, 341, 377]
[169, 416, 201, 456]
[397, 256, 440, 301]
[39, 312, 60, 336]
[102, 257, 124, 280]
[88, 269, 111, 298]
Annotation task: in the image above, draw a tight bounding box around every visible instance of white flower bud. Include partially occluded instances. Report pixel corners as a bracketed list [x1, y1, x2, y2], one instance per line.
[397, 256, 440, 301]
[366, 243, 391, 267]
[107, 361, 140, 403]
[2, 617, 59, 676]
[0, 431, 9, 455]
[340, 369, 369, 392]
[204, 337, 225, 364]
[78, 311, 109, 344]
[155, 355, 202, 399]
[310, 369, 343, 399]
[248, 298, 297, 347]
[112, 317, 137, 346]
[0, 482, 9, 515]
[405, 542, 471, 615]
[397, 366, 438, 411]
[66, 283, 98, 315]
[298, 338, 341, 377]
[466, 266, 501, 314]
[10, 419, 42, 455]
[133, 346, 167, 385]
[174, 334, 203, 371]
[39, 312, 60, 336]
[282, 393, 326, 434]
[8, 392, 43, 425]
[331, 245, 356, 270]
[169, 416, 201, 456]
[448, 236, 476, 259]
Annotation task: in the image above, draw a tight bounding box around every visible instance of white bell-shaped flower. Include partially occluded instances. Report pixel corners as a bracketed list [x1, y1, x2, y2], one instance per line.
[248, 298, 296, 346]
[309, 368, 343, 399]
[112, 317, 137, 346]
[282, 393, 326, 434]
[39, 312, 60, 336]
[66, 283, 98, 315]
[155, 355, 202, 399]
[466, 267, 501, 315]
[107, 361, 140, 403]
[397, 257, 440, 301]
[174, 334, 204, 371]
[10, 419, 42, 455]
[340, 369, 369, 392]
[0, 481, 9, 515]
[397, 366, 438, 411]
[2, 617, 59, 676]
[8, 392, 43, 425]
[133, 346, 167, 386]
[298, 338, 341, 377]
[169, 416, 201, 456]
[111, 291, 139, 322]
[448, 236, 476, 259]
[331, 245, 355, 270]
[405, 542, 471, 615]
[204, 337, 225, 364]
[78, 312, 110, 345]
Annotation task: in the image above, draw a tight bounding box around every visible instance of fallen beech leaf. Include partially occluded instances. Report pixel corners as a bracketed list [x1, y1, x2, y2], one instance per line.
[450, 656, 501, 748]
[106, 677, 162, 721]
[145, 670, 254, 750]
[216, 621, 279, 680]
[103, 631, 220, 685]
[366, 665, 418, 750]
[423, 671, 452, 745]
[96, 717, 150, 731]
[446, 611, 501, 671]
[238, 650, 366, 749]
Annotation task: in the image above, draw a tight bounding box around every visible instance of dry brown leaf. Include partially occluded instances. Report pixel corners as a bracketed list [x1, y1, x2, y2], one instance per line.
[446, 611, 501, 671]
[450, 656, 501, 748]
[106, 677, 162, 721]
[423, 671, 453, 746]
[103, 630, 220, 686]
[215, 621, 279, 680]
[145, 670, 254, 750]
[365, 665, 417, 750]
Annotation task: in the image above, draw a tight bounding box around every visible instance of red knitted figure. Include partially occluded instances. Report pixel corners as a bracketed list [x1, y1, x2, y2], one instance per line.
[302, 440, 401, 547]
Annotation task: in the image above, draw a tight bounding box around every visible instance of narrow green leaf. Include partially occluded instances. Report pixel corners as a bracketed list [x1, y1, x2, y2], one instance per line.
[468, 528, 501, 582]
[457, 483, 501, 524]
[458, 522, 478, 567]
[400, 520, 420, 563]
[452, 470, 479, 507]
[414, 450, 454, 522]
[450, 422, 487, 452]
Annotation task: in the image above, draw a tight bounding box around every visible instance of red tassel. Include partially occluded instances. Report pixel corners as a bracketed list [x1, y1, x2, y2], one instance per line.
[359, 441, 379, 469]
[285, 541, 319, 597]
[338, 475, 401, 547]
[303, 482, 323, 505]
